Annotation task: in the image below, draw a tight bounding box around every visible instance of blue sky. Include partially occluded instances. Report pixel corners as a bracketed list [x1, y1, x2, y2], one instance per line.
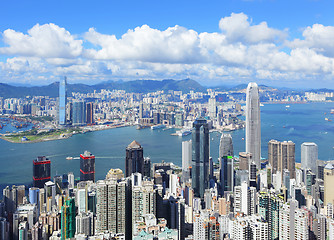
[1, 0, 334, 88]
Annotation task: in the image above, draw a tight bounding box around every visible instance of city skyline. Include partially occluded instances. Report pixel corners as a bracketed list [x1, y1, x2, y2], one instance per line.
[1, 1, 334, 88]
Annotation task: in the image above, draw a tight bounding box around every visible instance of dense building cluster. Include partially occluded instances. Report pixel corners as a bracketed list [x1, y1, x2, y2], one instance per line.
[1, 82, 334, 240]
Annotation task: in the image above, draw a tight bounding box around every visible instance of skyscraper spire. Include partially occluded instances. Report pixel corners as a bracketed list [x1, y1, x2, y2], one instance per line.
[246, 82, 261, 169]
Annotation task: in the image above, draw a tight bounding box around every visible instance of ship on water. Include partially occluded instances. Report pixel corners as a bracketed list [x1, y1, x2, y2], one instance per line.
[151, 124, 166, 130]
[176, 128, 191, 137]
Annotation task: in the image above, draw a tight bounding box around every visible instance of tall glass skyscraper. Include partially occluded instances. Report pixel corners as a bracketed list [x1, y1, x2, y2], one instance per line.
[59, 77, 67, 125]
[301, 142, 318, 174]
[219, 134, 234, 195]
[72, 100, 86, 126]
[191, 118, 209, 199]
[246, 82, 261, 169]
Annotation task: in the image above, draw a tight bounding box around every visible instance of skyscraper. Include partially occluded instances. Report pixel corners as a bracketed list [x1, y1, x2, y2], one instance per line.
[246, 82, 261, 169]
[72, 100, 86, 126]
[191, 118, 209, 199]
[301, 142, 318, 174]
[86, 102, 94, 124]
[219, 133, 234, 158]
[208, 97, 217, 120]
[268, 140, 295, 179]
[182, 140, 192, 183]
[61, 198, 76, 239]
[125, 140, 144, 177]
[33, 156, 51, 188]
[219, 133, 234, 195]
[80, 151, 95, 182]
[59, 77, 67, 125]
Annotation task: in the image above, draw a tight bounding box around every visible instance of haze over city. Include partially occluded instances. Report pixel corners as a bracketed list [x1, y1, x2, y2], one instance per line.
[1, 0, 334, 88]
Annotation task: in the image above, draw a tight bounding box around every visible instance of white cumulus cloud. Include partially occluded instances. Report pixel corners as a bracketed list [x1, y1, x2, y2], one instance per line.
[0, 23, 83, 58]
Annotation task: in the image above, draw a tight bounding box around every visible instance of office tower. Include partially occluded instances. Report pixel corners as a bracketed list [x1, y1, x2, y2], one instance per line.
[80, 151, 95, 182]
[96, 179, 127, 235]
[191, 118, 210, 199]
[75, 211, 94, 236]
[182, 140, 192, 183]
[33, 156, 51, 188]
[68, 172, 74, 189]
[239, 152, 252, 170]
[77, 189, 87, 213]
[139, 102, 143, 119]
[72, 100, 86, 126]
[249, 161, 257, 188]
[219, 133, 234, 158]
[220, 156, 234, 195]
[234, 181, 256, 216]
[61, 198, 76, 239]
[301, 142, 318, 174]
[44, 181, 56, 212]
[246, 82, 261, 169]
[53, 175, 62, 194]
[268, 140, 295, 179]
[324, 163, 334, 205]
[258, 192, 282, 240]
[28, 187, 40, 208]
[59, 77, 67, 125]
[208, 97, 217, 119]
[143, 157, 151, 178]
[125, 140, 144, 177]
[86, 102, 94, 124]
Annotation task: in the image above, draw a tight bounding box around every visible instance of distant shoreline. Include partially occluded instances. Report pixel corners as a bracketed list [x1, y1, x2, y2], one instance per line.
[0, 123, 131, 144]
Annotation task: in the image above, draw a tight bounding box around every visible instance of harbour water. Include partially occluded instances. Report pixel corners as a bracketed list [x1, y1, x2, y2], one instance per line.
[0, 102, 334, 193]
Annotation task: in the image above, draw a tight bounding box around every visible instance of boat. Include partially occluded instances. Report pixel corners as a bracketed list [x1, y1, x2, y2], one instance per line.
[260, 103, 264, 107]
[176, 129, 191, 137]
[325, 118, 332, 122]
[151, 124, 166, 130]
[66, 157, 73, 160]
[331, 109, 334, 114]
[286, 105, 290, 108]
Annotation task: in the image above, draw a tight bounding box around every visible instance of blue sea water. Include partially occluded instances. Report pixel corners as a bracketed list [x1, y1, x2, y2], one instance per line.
[0, 102, 333, 193]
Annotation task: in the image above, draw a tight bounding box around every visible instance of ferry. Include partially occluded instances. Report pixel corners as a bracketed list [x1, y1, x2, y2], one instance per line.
[66, 156, 73, 160]
[286, 105, 290, 108]
[325, 118, 332, 122]
[151, 124, 166, 130]
[331, 109, 334, 114]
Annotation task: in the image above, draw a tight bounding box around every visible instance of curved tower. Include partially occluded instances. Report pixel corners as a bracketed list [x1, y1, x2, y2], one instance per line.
[246, 82, 261, 169]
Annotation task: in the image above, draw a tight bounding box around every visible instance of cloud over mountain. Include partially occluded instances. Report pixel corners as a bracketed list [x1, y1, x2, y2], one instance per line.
[0, 13, 334, 87]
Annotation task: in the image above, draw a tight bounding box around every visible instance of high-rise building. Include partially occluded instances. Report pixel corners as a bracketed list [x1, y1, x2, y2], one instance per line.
[220, 156, 234, 195]
[246, 82, 261, 169]
[182, 140, 192, 183]
[258, 192, 282, 240]
[125, 140, 144, 177]
[86, 102, 94, 124]
[72, 100, 86, 126]
[234, 181, 256, 216]
[239, 152, 252, 170]
[75, 211, 94, 236]
[80, 151, 95, 182]
[33, 156, 51, 188]
[301, 142, 318, 174]
[324, 163, 334, 205]
[61, 198, 76, 240]
[191, 118, 210, 199]
[268, 140, 295, 179]
[96, 175, 127, 235]
[208, 97, 217, 119]
[59, 77, 67, 125]
[219, 133, 234, 158]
